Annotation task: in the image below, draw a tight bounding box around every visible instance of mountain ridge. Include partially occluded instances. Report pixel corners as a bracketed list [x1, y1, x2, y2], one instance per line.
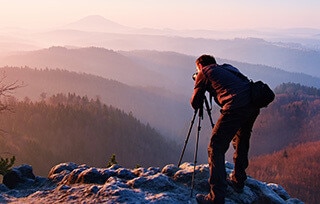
[2, 46, 320, 97]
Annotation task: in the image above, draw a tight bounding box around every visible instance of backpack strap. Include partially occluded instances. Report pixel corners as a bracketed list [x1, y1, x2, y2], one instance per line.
[220, 64, 250, 82]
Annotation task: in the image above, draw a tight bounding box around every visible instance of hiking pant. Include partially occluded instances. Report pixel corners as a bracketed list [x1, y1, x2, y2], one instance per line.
[207, 105, 260, 202]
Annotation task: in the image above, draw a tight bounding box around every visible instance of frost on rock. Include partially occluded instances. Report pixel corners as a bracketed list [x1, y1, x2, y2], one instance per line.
[0, 162, 304, 203]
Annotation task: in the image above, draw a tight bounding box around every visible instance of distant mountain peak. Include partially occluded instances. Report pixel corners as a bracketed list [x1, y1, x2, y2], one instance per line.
[81, 15, 109, 20]
[76, 15, 121, 26]
[64, 15, 131, 33]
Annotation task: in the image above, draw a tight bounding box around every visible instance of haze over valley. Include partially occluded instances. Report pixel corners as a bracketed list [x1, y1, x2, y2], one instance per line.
[2, 15, 320, 78]
[1, 12, 320, 203]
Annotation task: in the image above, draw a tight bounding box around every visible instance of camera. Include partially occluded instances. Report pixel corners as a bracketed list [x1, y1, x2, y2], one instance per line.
[192, 72, 198, 81]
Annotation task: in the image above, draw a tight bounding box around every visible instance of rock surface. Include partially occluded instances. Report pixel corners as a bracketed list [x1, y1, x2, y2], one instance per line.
[0, 162, 303, 203]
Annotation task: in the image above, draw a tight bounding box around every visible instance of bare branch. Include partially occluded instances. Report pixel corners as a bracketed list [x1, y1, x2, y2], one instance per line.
[0, 72, 25, 113]
[0, 80, 25, 96]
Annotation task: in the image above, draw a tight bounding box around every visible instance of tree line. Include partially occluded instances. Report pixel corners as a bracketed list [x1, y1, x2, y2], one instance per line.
[0, 93, 182, 176]
[250, 82, 320, 156]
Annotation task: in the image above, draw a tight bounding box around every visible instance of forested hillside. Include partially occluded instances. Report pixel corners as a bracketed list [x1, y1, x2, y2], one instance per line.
[250, 82, 320, 156]
[248, 141, 320, 204]
[247, 83, 320, 203]
[0, 66, 191, 142]
[0, 94, 184, 176]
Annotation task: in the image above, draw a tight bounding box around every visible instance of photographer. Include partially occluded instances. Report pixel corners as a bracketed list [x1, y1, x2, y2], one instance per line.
[191, 55, 260, 204]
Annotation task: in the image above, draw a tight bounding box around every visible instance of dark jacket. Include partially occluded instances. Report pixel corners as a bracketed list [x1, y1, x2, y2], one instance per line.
[190, 64, 252, 111]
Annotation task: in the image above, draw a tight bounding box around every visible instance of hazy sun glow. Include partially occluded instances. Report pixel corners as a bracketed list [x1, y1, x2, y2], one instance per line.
[0, 0, 320, 30]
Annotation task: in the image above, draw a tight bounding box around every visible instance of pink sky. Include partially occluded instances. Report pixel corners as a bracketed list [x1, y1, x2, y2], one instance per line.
[0, 0, 320, 30]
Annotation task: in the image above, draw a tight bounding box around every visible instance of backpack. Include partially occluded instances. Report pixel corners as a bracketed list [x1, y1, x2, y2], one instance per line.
[250, 80, 275, 108]
[221, 64, 275, 108]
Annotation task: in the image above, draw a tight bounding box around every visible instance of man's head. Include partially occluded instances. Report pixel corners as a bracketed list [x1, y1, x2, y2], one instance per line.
[196, 55, 216, 72]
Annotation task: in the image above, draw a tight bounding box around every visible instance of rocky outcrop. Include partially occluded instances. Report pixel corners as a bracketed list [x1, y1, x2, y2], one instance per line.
[0, 162, 303, 203]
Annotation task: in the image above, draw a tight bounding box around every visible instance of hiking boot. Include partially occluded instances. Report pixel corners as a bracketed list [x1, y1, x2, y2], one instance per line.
[196, 194, 224, 204]
[196, 194, 214, 204]
[227, 178, 244, 193]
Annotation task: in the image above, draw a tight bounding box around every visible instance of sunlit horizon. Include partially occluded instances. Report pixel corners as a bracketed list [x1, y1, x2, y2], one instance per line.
[1, 0, 320, 31]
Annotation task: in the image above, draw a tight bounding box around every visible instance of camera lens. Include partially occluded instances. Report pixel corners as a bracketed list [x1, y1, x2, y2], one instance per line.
[192, 72, 198, 80]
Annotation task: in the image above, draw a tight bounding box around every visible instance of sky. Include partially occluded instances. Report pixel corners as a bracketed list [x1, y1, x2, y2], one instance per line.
[0, 0, 320, 31]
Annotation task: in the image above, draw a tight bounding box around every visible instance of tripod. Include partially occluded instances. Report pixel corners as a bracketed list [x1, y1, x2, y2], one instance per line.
[178, 95, 215, 197]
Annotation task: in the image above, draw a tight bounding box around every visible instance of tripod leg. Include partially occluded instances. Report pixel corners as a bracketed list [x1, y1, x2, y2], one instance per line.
[204, 97, 215, 128]
[190, 111, 202, 197]
[178, 109, 198, 167]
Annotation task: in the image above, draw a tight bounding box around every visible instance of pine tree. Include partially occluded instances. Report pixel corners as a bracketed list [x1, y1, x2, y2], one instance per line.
[0, 156, 15, 176]
[107, 154, 118, 167]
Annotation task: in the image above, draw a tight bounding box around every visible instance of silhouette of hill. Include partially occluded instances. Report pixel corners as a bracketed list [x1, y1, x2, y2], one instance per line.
[1, 47, 168, 88]
[248, 140, 320, 204]
[121, 50, 320, 90]
[1, 47, 320, 98]
[12, 28, 319, 78]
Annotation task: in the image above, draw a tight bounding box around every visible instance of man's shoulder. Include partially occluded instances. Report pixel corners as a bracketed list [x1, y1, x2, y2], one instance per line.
[219, 63, 236, 70]
[219, 64, 242, 74]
